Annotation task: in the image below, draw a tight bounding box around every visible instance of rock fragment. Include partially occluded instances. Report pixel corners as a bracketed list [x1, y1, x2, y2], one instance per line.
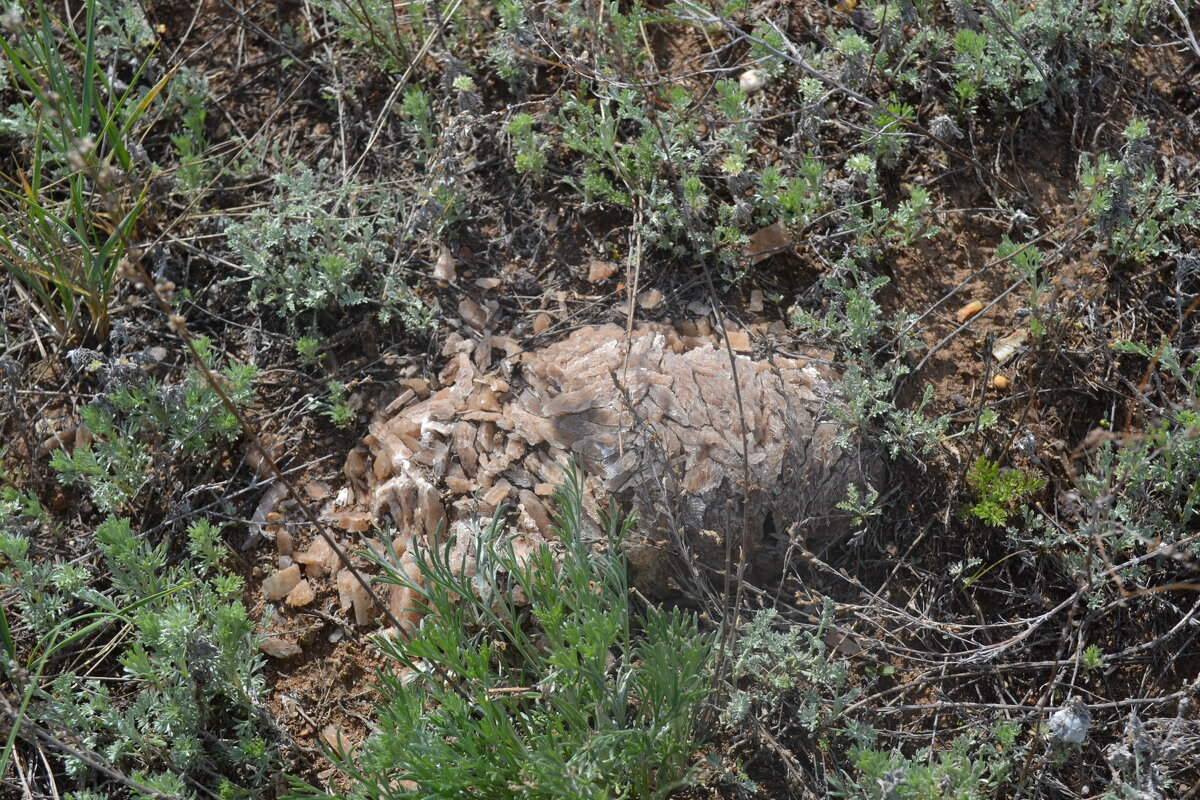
[637, 288, 664, 309]
[725, 330, 751, 352]
[739, 69, 765, 93]
[458, 299, 487, 331]
[259, 638, 302, 659]
[262, 565, 301, 601]
[337, 568, 377, 626]
[286, 579, 316, 607]
[587, 259, 619, 282]
[434, 245, 456, 282]
[296, 537, 341, 579]
[747, 222, 792, 264]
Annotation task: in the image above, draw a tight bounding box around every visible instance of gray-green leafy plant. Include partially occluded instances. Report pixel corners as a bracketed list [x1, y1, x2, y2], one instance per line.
[1066, 338, 1200, 579]
[854, 0, 1164, 118]
[166, 66, 215, 196]
[311, 0, 445, 75]
[0, 501, 277, 799]
[792, 256, 950, 460]
[224, 163, 434, 334]
[489, 0, 530, 86]
[1002, 335, 1200, 597]
[505, 112, 547, 179]
[1077, 119, 1200, 264]
[832, 722, 1025, 800]
[725, 603, 870, 747]
[293, 463, 715, 800]
[50, 338, 257, 514]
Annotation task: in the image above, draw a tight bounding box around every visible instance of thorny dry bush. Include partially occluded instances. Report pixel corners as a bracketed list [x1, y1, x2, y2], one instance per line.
[2, 0, 1200, 798]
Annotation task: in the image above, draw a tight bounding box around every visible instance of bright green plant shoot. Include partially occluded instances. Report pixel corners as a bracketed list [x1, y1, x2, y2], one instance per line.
[295, 463, 715, 800]
[966, 457, 1046, 527]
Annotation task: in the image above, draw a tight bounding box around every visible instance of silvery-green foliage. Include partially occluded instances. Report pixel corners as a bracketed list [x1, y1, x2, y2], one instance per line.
[0, 510, 276, 797]
[51, 338, 256, 514]
[226, 163, 432, 333]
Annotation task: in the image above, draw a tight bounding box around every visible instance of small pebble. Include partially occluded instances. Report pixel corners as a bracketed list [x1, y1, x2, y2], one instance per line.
[955, 300, 984, 323]
[306, 482, 330, 501]
[739, 69, 765, 93]
[262, 564, 301, 601]
[259, 638, 302, 659]
[726, 330, 751, 352]
[286, 579, 315, 608]
[637, 288, 664, 309]
[587, 259, 619, 282]
[458, 298, 487, 331]
[993, 374, 1010, 390]
[434, 246, 456, 282]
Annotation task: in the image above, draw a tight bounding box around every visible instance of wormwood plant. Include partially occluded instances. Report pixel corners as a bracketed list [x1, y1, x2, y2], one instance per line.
[505, 112, 547, 179]
[849, 0, 1163, 119]
[311, 0, 456, 75]
[1021, 337, 1200, 591]
[1077, 120, 1200, 264]
[51, 338, 256, 514]
[297, 465, 715, 800]
[724, 603, 872, 750]
[0, 503, 277, 799]
[224, 163, 434, 335]
[831, 722, 1025, 800]
[793, 254, 953, 460]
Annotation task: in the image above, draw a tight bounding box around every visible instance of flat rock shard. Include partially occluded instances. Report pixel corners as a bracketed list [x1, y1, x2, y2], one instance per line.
[342, 323, 880, 598]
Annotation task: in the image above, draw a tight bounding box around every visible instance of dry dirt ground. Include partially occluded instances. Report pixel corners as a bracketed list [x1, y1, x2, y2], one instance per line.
[4, 0, 1200, 796]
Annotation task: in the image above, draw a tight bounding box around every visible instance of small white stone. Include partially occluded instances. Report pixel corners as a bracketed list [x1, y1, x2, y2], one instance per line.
[434, 245, 456, 282]
[637, 288, 664, 309]
[739, 69, 765, 94]
[286, 579, 315, 608]
[1048, 699, 1092, 744]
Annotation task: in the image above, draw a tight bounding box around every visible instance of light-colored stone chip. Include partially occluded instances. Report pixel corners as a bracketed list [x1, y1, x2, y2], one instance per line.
[286, 579, 315, 607]
[262, 565, 301, 601]
[259, 638, 302, 659]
